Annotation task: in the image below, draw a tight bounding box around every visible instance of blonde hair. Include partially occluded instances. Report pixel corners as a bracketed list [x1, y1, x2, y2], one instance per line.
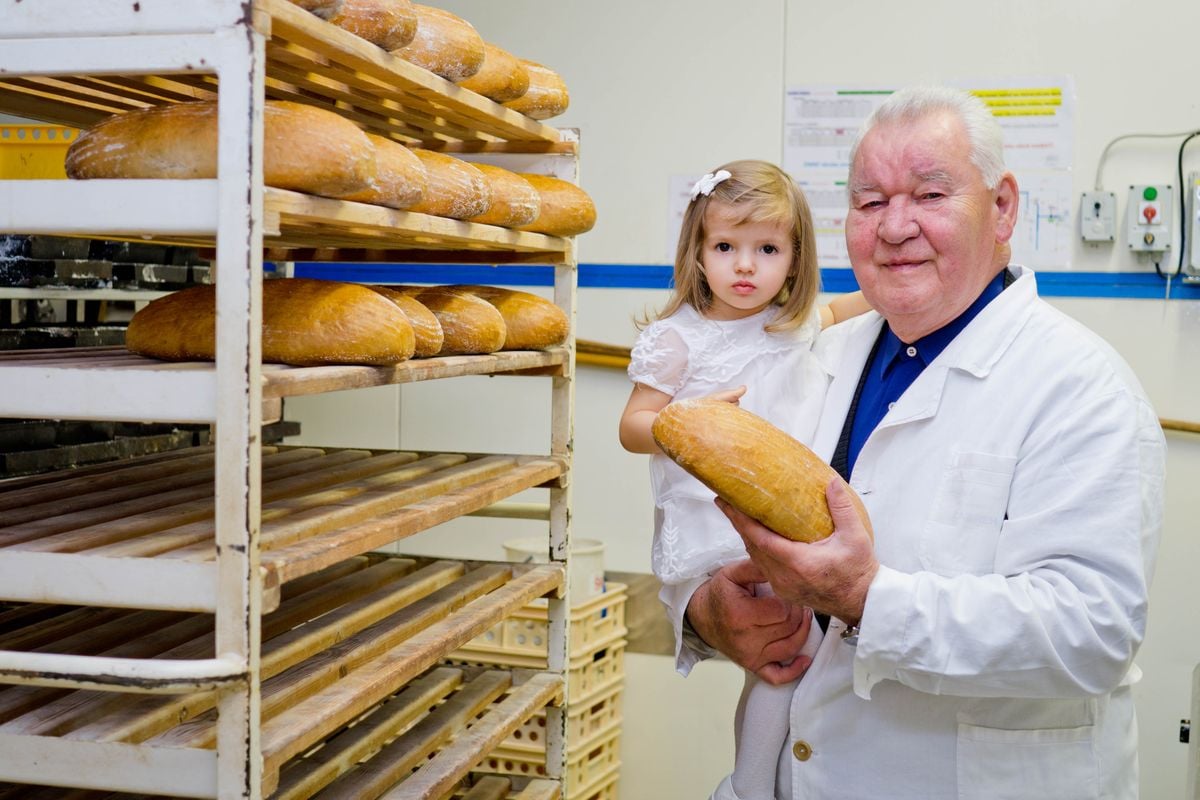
[651, 159, 819, 332]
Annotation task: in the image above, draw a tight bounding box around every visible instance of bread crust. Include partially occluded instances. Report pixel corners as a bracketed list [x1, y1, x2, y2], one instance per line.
[340, 133, 427, 209]
[405, 149, 492, 219]
[652, 398, 873, 543]
[65, 100, 375, 199]
[467, 164, 540, 228]
[126, 279, 416, 366]
[457, 42, 530, 102]
[454, 285, 567, 350]
[391, 4, 485, 82]
[502, 60, 569, 120]
[328, 0, 418, 50]
[516, 174, 596, 237]
[368, 285, 445, 356]
[393, 286, 506, 354]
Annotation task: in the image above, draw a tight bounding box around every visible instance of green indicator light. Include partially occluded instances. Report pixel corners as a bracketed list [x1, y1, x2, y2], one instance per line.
[1143, 186, 1158, 201]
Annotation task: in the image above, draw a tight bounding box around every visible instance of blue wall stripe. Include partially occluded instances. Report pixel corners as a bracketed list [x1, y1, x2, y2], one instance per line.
[289, 262, 1200, 300]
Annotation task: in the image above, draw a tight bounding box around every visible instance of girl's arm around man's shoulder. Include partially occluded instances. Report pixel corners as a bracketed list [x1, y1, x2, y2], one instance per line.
[819, 290, 873, 330]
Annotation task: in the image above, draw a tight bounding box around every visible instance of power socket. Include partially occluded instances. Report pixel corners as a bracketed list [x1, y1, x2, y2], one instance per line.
[1080, 191, 1116, 242]
[1126, 184, 1172, 253]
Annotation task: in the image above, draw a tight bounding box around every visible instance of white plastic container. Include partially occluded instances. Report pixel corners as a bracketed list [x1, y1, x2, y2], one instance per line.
[503, 536, 606, 601]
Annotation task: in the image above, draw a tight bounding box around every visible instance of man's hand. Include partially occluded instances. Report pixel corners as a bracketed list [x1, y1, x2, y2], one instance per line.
[718, 478, 879, 626]
[686, 559, 814, 684]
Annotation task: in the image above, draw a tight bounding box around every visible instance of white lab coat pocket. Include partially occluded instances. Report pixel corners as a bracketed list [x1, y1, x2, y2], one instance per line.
[957, 723, 1098, 800]
[921, 451, 1016, 575]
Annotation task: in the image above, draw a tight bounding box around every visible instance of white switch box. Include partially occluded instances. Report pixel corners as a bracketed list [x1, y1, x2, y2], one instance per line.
[1080, 191, 1116, 242]
[1127, 184, 1172, 252]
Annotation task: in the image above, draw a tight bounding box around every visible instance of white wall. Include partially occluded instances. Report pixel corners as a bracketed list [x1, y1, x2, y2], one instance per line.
[288, 1, 1200, 796]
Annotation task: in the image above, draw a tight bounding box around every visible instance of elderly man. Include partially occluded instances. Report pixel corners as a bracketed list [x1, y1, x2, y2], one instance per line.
[681, 86, 1166, 798]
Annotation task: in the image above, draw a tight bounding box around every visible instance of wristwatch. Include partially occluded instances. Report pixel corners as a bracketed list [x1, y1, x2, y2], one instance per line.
[840, 622, 861, 647]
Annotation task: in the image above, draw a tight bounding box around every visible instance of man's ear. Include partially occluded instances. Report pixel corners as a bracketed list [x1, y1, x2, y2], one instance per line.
[993, 172, 1019, 243]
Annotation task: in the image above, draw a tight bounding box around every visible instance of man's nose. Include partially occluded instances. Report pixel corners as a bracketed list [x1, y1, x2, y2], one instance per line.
[878, 199, 919, 243]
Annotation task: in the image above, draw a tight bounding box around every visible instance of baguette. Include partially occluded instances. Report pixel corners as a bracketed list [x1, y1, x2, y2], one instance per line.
[340, 133, 427, 209]
[65, 100, 375, 199]
[328, 0, 418, 50]
[454, 285, 567, 350]
[391, 4, 485, 82]
[517, 174, 596, 237]
[467, 164, 540, 228]
[393, 286, 506, 354]
[405, 148, 492, 219]
[125, 279, 415, 366]
[651, 399, 873, 543]
[502, 60, 569, 120]
[457, 42, 530, 102]
[368, 285, 445, 357]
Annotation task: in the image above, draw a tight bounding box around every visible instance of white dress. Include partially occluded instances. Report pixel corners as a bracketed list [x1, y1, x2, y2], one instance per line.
[628, 303, 827, 583]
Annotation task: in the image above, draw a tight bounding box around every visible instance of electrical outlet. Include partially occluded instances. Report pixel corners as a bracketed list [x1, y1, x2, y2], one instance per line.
[1126, 184, 1172, 253]
[1080, 191, 1116, 242]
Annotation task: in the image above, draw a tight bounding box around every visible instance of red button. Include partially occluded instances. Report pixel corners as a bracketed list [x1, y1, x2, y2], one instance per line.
[1143, 206, 1158, 223]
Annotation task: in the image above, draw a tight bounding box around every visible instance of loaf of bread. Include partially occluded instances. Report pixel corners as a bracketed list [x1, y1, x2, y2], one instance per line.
[126, 279, 416, 366]
[502, 60, 569, 120]
[393, 286, 506, 354]
[457, 42, 530, 102]
[65, 100, 375, 199]
[286, 0, 345, 20]
[455, 285, 567, 350]
[368, 285, 444, 356]
[517, 174, 596, 237]
[391, 4, 485, 82]
[651, 399, 873, 543]
[340, 133, 427, 209]
[405, 148, 492, 219]
[467, 164, 540, 228]
[328, 0, 418, 50]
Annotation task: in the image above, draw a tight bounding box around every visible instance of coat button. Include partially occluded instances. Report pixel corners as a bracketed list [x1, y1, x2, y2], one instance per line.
[792, 740, 813, 761]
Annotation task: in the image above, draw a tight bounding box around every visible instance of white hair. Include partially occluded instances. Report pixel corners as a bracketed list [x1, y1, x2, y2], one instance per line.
[848, 86, 1006, 189]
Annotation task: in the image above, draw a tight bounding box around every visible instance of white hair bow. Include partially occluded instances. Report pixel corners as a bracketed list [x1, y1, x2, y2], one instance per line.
[689, 169, 731, 200]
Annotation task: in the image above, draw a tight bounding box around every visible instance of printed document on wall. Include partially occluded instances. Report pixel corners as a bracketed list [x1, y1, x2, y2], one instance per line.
[784, 78, 1076, 270]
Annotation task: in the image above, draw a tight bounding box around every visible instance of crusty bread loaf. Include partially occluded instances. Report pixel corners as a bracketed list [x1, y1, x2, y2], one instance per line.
[391, 4, 485, 82]
[126, 279, 416, 366]
[502, 60, 568, 120]
[457, 42, 530, 102]
[328, 0, 418, 50]
[517, 174, 596, 237]
[340, 133, 427, 209]
[467, 164, 540, 228]
[286, 0, 345, 20]
[368, 285, 444, 356]
[454, 285, 567, 350]
[405, 148, 492, 220]
[65, 100, 375, 199]
[393, 286, 506, 354]
[652, 399, 873, 543]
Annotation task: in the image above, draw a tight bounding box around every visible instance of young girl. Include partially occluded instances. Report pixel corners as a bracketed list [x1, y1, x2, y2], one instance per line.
[619, 160, 870, 800]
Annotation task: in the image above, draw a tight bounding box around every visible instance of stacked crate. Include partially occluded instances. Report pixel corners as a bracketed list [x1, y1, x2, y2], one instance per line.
[449, 583, 628, 799]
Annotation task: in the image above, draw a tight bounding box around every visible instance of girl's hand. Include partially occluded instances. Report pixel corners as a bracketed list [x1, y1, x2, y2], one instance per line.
[707, 385, 747, 405]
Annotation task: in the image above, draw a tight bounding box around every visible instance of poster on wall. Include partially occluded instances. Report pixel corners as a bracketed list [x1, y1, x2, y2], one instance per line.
[783, 78, 1076, 270]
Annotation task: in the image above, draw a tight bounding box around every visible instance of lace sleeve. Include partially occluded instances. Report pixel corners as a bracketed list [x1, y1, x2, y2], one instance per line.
[628, 323, 690, 395]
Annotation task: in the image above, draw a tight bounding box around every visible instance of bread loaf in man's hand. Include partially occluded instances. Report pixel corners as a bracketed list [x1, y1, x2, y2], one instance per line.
[651, 398, 873, 542]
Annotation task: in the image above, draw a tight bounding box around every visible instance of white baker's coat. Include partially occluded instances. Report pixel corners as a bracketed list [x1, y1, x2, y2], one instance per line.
[680, 267, 1166, 799]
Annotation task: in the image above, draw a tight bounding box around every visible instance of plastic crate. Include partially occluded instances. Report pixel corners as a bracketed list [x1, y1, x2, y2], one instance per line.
[452, 583, 627, 669]
[447, 640, 626, 706]
[568, 765, 619, 800]
[479, 725, 621, 798]
[0, 125, 78, 179]
[503, 683, 622, 756]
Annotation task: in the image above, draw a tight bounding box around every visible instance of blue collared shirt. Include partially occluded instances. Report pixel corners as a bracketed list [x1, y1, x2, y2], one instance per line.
[846, 269, 1009, 475]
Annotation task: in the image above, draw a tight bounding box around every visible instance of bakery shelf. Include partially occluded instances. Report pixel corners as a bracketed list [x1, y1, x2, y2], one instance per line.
[0, 557, 564, 797]
[0, 446, 567, 612]
[1, 0, 563, 149]
[0, 346, 568, 423]
[0, 181, 571, 261]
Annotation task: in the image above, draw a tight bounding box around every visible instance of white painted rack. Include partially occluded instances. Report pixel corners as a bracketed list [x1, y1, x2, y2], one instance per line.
[0, 1, 578, 797]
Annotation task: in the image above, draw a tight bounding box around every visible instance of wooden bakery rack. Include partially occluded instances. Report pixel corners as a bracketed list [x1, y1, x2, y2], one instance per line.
[0, 2, 580, 798]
